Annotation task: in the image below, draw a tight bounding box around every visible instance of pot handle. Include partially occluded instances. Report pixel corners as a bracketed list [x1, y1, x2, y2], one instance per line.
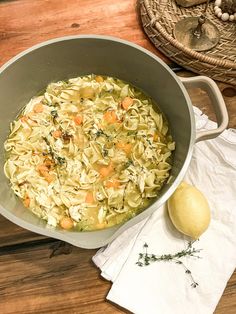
[179, 76, 229, 143]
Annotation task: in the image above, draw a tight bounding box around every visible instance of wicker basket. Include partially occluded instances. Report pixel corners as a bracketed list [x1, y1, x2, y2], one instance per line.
[139, 0, 236, 86]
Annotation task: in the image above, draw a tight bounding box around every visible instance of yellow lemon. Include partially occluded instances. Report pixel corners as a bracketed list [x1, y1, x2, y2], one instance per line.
[167, 182, 211, 239]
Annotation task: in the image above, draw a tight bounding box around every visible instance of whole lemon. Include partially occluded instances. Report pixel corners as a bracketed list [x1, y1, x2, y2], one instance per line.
[167, 182, 211, 239]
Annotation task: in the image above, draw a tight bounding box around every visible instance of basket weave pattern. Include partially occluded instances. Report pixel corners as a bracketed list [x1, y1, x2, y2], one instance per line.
[140, 0, 236, 85]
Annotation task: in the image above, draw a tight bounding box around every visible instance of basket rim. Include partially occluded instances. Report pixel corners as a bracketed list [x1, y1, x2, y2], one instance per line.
[142, 0, 236, 70]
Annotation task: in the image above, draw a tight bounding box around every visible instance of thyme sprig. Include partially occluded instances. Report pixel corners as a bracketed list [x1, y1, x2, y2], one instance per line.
[121, 180, 130, 211]
[50, 110, 58, 119]
[124, 160, 133, 168]
[42, 137, 56, 159]
[42, 137, 66, 167]
[136, 242, 201, 288]
[55, 156, 66, 166]
[42, 137, 67, 185]
[95, 129, 110, 139]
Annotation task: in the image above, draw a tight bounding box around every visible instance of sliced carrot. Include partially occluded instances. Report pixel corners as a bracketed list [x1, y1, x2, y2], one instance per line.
[33, 103, 44, 113]
[99, 162, 114, 177]
[123, 143, 132, 155]
[116, 142, 132, 155]
[60, 217, 74, 230]
[37, 164, 54, 183]
[121, 97, 133, 110]
[103, 111, 118, 124]
[116, 142, 123, 149]
[44, 173, 54, 183]
[44, 158, 54, 169]
[74, 114, 83, 125]
[105, 179, 120, 189]
[20, 115, 28, 122]
[85, 191, 94, 203]
[23, 195, 30, 208]
[99, 167, 111, 177]
[95, 75, 104, 83]
[37, 164, 49, 175]
[52, 130, 62, 138]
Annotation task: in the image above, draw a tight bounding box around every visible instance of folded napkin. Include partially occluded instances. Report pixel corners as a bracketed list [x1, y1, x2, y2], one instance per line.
[93, 107, 236, 314]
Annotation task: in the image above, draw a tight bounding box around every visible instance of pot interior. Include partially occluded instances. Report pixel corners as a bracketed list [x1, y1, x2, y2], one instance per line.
[0, 36, 194, 248]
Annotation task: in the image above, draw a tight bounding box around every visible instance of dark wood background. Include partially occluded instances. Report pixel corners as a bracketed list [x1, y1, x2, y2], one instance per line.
[0, 1, 235, 313]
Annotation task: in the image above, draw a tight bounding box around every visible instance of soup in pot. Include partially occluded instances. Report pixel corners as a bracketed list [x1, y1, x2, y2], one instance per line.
[4, 75, 175, 231]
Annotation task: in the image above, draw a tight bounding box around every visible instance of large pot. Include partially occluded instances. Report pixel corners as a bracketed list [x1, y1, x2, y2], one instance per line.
[0, 36, 228, 248]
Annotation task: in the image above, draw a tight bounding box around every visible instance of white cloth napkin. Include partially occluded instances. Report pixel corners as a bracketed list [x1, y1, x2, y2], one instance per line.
[93, 107, 236, 314]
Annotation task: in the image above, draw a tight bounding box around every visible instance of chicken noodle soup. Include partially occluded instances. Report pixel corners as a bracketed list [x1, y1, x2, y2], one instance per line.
[4, 75, 175, 231]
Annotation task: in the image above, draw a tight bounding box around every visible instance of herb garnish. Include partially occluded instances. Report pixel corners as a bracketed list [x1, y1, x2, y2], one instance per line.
[102, 148, 109, 157]
[125, 160, 133, 168]
[55, 156, 66, 166]
[62, 132, 73, 143]
[92, 129, 102, 138]
[50, 110, 58, 124]
[43, 137, 66, 167]
[42, 137, 67, 184]
[136, 242, 201, 288]
[121, 180, 130, 211]
[95, 129, 109, 138]
[42, 137, 55, 157]
[51, 110, 58, 119]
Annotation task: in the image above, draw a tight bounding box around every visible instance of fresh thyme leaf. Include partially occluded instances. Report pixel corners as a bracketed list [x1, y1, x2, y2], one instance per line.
[95, 129, 110, 139]
[127, 130, 137, 136]
[56, 156, 66, 166]
[95, 129, 104, 137]
[51, 110, 58, 118]
[50, 110, 58, 124]
[62, 132, 73, 143]
[42, 137, 54, 157]
[136, 262, 143, 267]
[124, 160, 133, 168]
[43, 98, 52, 106]
[136, 241, 201, 288]
[191, 282, 199, 288]
[102, 148, 109, 157]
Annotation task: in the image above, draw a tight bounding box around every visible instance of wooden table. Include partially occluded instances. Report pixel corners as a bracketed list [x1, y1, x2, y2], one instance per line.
[0, 1, 235, 313]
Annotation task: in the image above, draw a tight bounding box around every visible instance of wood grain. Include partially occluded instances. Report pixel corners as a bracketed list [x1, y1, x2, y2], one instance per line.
[0, 242, 119, 314]
[0, 0, 169, 67]
[0, 241, 235, 314]
[0, 215, 45, 248]
[0, 0, 235, 313]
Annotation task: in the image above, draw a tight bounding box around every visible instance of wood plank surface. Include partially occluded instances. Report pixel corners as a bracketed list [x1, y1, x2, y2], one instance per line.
[0, 0, 235, 313]
[0, 240, 235, 314]
[0, 0, 169, 66]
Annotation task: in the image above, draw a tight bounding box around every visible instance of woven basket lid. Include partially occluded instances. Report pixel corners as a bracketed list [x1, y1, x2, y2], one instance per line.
[140, 0, 236, 86]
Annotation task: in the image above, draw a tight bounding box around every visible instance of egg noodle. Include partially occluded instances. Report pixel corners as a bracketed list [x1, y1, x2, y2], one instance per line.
[4, 75, 175, 231]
